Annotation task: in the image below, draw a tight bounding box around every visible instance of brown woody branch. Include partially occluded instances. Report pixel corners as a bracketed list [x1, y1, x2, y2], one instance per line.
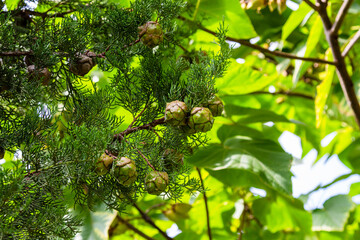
[302, 0, 318, 11]
[1, 9, 75, 18]
[0, 51, 33, 56]
[177, 16, 335, 65]
[109, 215, 155, 240]
[132, 202, 173, 240]
[113, 117, 165, 142]
[238, 202, 249, 240]
[317, 0, 360, 127]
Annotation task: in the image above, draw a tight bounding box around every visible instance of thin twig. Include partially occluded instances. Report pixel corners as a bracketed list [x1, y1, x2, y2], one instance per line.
[0, 51, 33, 56]
[128, 102, 149, 130]
[122, 138, 156, 171]
[145, 203, 167, 214]
[111, 215, 155, 240]
[303, 0, 318, 11]
[2, 9, 76, 18]
[196, 167, 212, 240]
[342, 29, 360, 57]
[331, 0, 354, 34]
[132, 202, 174, 240]
[113, 117, 165, 142]
[238, 203, 249, 240]
[177, 16, 335, 65]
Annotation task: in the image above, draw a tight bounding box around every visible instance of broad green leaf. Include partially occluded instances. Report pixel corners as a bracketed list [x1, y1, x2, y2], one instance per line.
[282, 2, 313, 41]
[253, 196, 312, 233]
[312, 195, 355, 231]
[5, 0, 21, 10]
[349, 182, 360, 196]
[293, 44, 310, 85]
[216, 60, 278, 95]
[217, 124, 264, 143]
[197, 0, 257, 39]
[80, 204, 117, 240]
[293, 16, 323, 85]
[187, 137, 293, 194]
[315, 50, 335, 128]
[225, 105, 290, 123]
[304, 16, 323, 57]
[338, 138, 360, 171]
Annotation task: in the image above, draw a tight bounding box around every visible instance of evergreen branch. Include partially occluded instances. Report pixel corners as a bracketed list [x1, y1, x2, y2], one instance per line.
[111, 215, 156, 240]
[1, 9, 76, 18]
[0, 51, 33, 56]
[128, 102, 149, 130]
[248, 90, 314, 100]
[318, 0, 360, 127]
[132, 202, 174, 240]
[177, 16, 335, 65]
[196, 167, 212, 240]
[126, 139, 156, 171]
[331, 0, 354, 34]
[113, 117, 165, 142]
[342, 29, 360, 57]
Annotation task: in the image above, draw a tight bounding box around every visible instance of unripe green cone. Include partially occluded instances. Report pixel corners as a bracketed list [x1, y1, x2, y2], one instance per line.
[113, 157, 137, 186]
[145, 171, 169, 195]
[165, 100, 188, 126]
[205, 95, 224, 117]
[138, 21, 163, 48]
[96, 153, 114, 176]
[188, 107, 214, 132]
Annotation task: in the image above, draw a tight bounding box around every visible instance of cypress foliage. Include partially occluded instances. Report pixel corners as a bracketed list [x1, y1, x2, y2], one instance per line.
[0, 0, 229, 238]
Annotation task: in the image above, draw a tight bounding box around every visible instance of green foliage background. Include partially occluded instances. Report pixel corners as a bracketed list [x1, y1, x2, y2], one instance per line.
[1, 0, 360, 239]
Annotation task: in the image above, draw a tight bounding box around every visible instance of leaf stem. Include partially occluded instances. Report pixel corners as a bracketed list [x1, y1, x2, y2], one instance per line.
[196, 167, 212, 240]
[192, 0, 201, 21]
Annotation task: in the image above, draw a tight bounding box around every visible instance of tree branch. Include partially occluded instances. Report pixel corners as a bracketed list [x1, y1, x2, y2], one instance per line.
[196, 167, 212, 240]
[113, 117, 165, 142]
[132, 202, 174, 240]
[238, 202, 249, 240]
[331, 0, 354, 34]
[110, 215, 155, 240]
[342, 29, 360, 57]
[318, 1, 360, 127]
[1, 9, 76, 18]
[302, 0, 318, 11]
[0, 51, 33, 56]
[177, 16, 335, 65]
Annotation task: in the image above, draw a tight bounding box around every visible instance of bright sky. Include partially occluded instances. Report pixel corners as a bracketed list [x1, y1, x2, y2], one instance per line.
[279, 131, 360, 210]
